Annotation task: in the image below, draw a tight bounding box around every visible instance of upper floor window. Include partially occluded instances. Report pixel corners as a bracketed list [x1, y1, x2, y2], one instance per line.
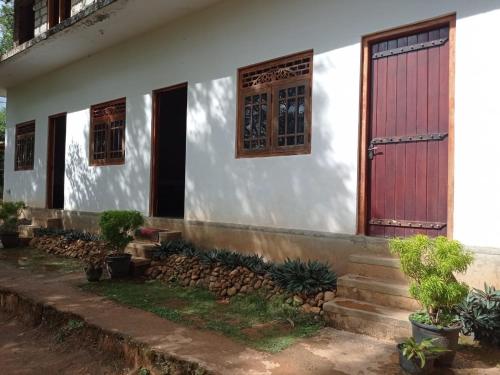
[237, 50, 313, 158]
[14, 0, 34, 45]
[15, 121, 35, 171]
[48, 0, 71, 28]
[90, 98, 126, 166]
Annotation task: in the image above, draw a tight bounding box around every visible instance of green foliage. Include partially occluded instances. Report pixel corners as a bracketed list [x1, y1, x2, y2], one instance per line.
[154, 240, 337, 295]
[99, 210, 144, 251]
[0, 0, 13, 56]
[0, 201, 25, 233]
[33, 227, 100, 242]
[400, 337, 448, 368]
[138, 368, 151, 375]
[269, 258, 337, 295]
[455, 284, 500, 346]
[390, 235, 473, 325]
[199, 248, 271, 275]
[153, 239, 200, 259]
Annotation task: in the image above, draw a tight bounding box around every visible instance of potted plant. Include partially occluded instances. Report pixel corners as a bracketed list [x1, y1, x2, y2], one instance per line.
[390, 235, 474, 366]
[84, 252, 107, 282]
[398, 337, 447, 374]
[0, 201, 26, 248]
[99, 210, 144, 278]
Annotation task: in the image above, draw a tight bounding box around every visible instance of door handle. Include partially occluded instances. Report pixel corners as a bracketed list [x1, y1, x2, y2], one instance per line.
[368, 144, 378, 160]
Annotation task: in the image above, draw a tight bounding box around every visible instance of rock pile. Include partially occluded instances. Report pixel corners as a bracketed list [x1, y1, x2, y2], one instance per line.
[145, 254, 336, 315]
[29, 236, 108, 260]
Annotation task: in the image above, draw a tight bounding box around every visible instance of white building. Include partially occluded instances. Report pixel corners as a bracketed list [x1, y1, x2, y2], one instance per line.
[1, 0, 499, 287]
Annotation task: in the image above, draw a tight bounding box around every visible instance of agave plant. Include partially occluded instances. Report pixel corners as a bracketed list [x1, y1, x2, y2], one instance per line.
[455, 283, 500, 346]
[269, 258, 337, 295]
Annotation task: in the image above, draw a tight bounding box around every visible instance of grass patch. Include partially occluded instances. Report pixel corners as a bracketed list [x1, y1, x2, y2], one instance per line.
[82, 280, 323, 352]
[0, 247, 82, 274]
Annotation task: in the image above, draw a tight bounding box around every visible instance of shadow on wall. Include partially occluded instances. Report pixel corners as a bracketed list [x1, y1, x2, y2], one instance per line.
[185, 56, 356, 254]
[65, 95, 151, 214]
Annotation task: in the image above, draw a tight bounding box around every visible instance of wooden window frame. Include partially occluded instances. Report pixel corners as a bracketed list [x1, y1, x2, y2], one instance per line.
[48, 0, 71, 28]
[89, 98, 126, 166]
[356, 14, 456, 238]
[14, 120, 36, 171]
[236, 50, 313, 158]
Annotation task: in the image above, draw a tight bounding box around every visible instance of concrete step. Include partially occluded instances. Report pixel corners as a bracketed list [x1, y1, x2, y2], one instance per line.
[337, 274, 420, 311]
[323, 297, 411, 340]
[130, 257, 151, 277]
[158, 230, 182, 243]
[348, 254, 407, 283]
[125, 241, 157, 259]
[18, 224, 41, 238]
[31, 217, 63, 229]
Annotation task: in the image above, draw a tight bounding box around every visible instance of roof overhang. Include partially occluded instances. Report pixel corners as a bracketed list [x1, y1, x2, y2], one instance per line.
[0, 0, 221, 96]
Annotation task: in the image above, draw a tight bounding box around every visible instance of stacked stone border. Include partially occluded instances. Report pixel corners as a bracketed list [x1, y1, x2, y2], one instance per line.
[29, 235, 337, 315]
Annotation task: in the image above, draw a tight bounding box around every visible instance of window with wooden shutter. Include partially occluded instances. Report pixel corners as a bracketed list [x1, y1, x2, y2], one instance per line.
[90, 98, 126, 166]
[237, 50, 313, 157]
[48, 0, 71, 28]
[15, 121, 35, 171]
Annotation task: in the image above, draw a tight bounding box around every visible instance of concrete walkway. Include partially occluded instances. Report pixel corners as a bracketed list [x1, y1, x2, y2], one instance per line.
[0, 262, 399, 374]
[1, 262, 497, 374]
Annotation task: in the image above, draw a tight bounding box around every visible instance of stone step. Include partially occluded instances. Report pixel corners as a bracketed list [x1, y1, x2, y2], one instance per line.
[158, 230, 182, 243]
[323, 297, 411, 340]
[18, 224, 41, 238]
[348, 254, 407, 283]
[337, 274, 420, 311]
[130, 257, 151, 277]
[31, 217, 63, 229]
[125, 241, 157, 259]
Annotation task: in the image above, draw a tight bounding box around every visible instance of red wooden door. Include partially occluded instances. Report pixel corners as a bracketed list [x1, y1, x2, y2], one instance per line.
[368, 26, 449, 237]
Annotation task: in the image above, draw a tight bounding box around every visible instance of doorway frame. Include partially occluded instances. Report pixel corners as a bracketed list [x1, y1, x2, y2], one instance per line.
[149, 82, 188, 217]
[46, 112, 67, 209]
[356, 14, 456, 238]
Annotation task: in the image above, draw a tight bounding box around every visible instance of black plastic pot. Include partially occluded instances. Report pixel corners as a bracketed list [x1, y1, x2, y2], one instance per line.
[1, 232, 20, 248]
[411, 318, 461, 367]
[85, 266, 103, 282]
[398, 343, 435, 374]
[105, 253, 132, 278]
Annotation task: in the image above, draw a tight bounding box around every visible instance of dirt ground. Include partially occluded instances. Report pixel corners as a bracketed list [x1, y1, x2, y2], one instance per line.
[0, 311, 131, 375]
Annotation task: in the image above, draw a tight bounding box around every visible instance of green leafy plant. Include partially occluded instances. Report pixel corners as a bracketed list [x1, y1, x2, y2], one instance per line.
[99, 210, 144, 252]
[390, 235, 473, 326]
[455, 283, 500, 346]
[34, 228, 100, 242]
[400, 337, 448, 368]
[0, 201, 25, 234]
[269, 258, 337, 295]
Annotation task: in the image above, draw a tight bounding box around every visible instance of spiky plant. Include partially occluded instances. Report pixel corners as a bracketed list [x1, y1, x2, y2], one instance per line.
[269, 258, 337, 295]
[400, 337, 448, 368]
[455, 284, 500, 346]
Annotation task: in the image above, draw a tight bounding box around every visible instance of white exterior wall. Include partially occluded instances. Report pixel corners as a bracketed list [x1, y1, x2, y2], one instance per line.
[5, 0, 500, 248]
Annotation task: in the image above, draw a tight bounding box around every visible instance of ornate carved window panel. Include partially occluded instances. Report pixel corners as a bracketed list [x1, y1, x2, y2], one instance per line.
[237, 50, 313, 158]
[15, 121, 35, 171]
[90, 98, 126, 166]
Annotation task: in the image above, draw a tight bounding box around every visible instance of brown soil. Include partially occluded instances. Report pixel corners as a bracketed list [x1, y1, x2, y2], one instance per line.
[241, 320, 293, 340]
[0, 311, 130, 375]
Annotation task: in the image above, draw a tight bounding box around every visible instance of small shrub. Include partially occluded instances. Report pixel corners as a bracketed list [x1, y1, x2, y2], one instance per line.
[0, 201, 25, 233]
[390, 235, 473, 326]
[99, 210, 144, 251]
[455, 284, 500, 346]
[269, 258, 337, 295]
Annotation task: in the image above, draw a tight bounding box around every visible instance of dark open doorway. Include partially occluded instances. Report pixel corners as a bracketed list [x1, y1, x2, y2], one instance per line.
[46, 114, 67, 209]
[150, 83, 188, 218]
